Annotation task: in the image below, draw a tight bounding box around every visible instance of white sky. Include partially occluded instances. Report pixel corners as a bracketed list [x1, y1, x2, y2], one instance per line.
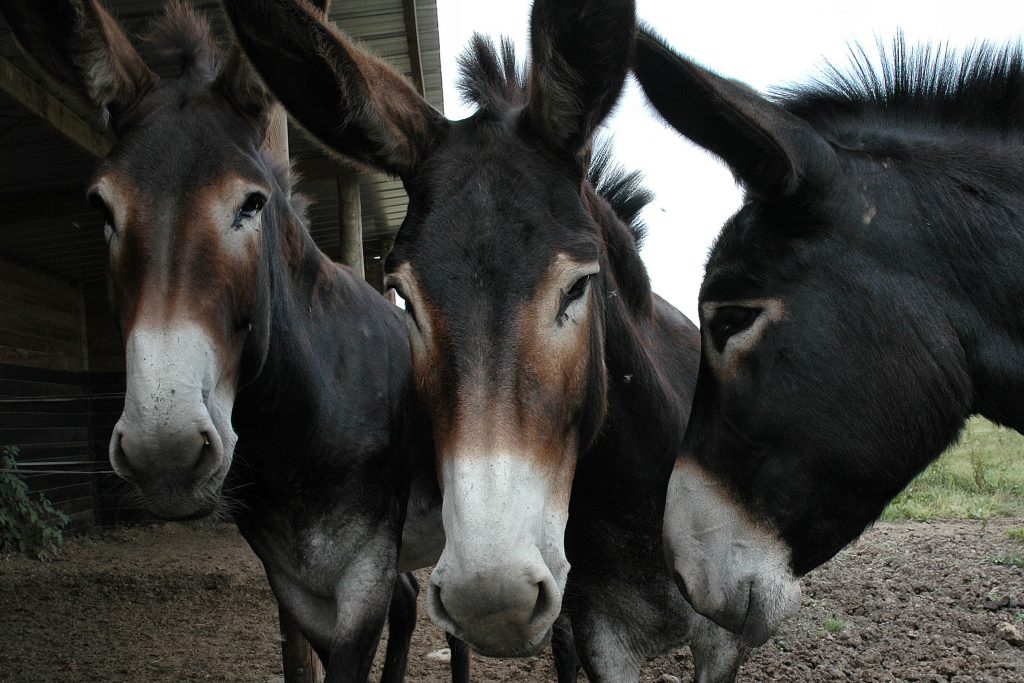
[434, 0, 1024, 321]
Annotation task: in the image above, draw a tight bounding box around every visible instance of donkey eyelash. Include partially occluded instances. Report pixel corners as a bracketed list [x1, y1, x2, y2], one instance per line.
[557, 274, 593, 321]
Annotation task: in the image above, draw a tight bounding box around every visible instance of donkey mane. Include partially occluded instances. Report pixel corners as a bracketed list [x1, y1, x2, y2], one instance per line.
[457, 34, 528, 111]
[779, 35, 1024, 141]
[587, 141, 651, 248]
[459, 35, 652, 247]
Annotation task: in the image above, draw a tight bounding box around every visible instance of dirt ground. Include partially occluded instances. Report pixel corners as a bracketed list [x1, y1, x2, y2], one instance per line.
[1, 518, 1022, 682]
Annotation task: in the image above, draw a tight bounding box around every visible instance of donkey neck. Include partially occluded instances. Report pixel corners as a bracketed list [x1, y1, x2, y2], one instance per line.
[572, 196, 700, 515]
[840, 145, 1024, 429]
[233, 198, 413, 473]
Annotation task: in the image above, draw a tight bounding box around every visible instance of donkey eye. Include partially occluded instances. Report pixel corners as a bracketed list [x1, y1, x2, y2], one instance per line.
[389, 283, 419, 329]
[558, 274, 592, 321]
[234, 193, 266, 227]
[707, 306, 760, 353]
[88, 192, 116, 233]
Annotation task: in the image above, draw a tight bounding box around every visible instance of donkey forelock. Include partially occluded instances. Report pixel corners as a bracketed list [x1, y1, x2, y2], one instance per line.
[140, 0, 218, 81]
[457, 34, 529, 112]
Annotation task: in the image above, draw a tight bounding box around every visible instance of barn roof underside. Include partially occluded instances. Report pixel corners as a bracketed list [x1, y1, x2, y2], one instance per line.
[0, 0, 445, 285]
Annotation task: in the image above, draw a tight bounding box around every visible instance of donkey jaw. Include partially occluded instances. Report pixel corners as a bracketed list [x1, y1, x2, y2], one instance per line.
[663, 457, 801, 646]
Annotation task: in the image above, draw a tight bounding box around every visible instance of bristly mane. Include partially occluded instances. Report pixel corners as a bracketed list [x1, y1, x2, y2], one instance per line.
[588, 142, 652, 248]
[778, 35, 1024, 141]
[458, 35, 652, 246]
[457, 34, 528, 111]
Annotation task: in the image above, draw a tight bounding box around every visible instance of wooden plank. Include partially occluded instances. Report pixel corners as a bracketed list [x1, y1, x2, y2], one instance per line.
[0, 361, 87, 386]
[0, 378, 83, 398]
[0, 310, 81, 343]
[0, 301, 82, 333]
[0, 426, 90, 445]
[0, 411, 87, 428]
[14, 443, 92, 462]
[0, 274, 82, 315]
[24, 472, 101, 491]
[0, 347, 83, 372]
[0, 185, 94, 224]
[401, 0, 426, 96]
[0, 328, 84, 358]
[0, 54, 114, 158]
[26, 480, 93, 502]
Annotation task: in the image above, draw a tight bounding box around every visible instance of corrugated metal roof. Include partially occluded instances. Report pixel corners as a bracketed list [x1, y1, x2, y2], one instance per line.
[0, 0, 445, 284]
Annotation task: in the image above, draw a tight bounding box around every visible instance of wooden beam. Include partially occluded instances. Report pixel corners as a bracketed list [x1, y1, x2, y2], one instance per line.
[278, 608, 324, 683]
[336, 171, 364, 278]
[401, 0, 427, 96]
[0, 54, 114, 159]
[1, 184, 94, 224]
[294, 155, 346, 182]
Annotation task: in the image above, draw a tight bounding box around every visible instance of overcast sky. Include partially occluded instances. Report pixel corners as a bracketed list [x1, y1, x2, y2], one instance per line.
[433, 0, 1024, 321]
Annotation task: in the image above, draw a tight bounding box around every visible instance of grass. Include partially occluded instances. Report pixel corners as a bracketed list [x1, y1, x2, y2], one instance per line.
[1007, 527, 1024, 541]
[824, 616, 847, 633]
[882, 417, 1024, 522]
[991, 551, 1024, 569]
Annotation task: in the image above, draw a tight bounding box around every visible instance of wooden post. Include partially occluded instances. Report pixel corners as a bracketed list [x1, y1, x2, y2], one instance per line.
[337, 171, 365, 277]
[279, 607, 324, 683]
[263, 98, 326, 683]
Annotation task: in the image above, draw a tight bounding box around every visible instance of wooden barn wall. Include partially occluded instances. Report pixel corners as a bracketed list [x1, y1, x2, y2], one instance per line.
[0, 258, 127, 531]
[0, 259, 85, 372]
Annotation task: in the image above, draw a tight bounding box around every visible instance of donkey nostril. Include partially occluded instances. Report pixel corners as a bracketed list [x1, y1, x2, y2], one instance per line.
[109, 431, 139, 482]
[527, 577, 558, 638]
[427, 581, 458, 631]
[673, 570, 694, 608]
[191, 430, 220, 477]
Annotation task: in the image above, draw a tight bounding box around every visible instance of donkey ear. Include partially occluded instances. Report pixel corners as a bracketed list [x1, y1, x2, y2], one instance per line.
[222, 0, 447, 179]
[632, 27, 836, 197]
[214, 46, 274, 123]
[0, 0, 154, 126]
[525, 0, 636, 166]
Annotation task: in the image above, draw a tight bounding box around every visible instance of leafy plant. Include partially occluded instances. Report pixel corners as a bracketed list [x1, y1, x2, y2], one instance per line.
[0, 446, 69, 560]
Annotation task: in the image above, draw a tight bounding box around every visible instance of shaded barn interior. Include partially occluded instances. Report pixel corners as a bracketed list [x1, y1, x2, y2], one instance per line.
[0, 0, 444, 530]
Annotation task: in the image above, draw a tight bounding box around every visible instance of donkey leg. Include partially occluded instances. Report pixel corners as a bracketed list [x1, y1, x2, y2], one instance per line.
[446, 632, 471, 683]
[690, 617, 749, 683]
[551, 612, 581, 683]
[379, 573, 419, 683]
[323, 550, 397, 683]
[572, 617, 641, 683]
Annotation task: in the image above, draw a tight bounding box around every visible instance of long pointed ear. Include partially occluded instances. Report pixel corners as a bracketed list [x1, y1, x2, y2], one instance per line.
[213, 45, 285, 162]
[632, 27, 836, 197]
[0, 0, 154, 126]
[222, 0, 447, 179]
[525, 0, 636, 168]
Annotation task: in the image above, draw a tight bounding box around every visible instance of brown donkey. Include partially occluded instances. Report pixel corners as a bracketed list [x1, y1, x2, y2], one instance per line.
[224, 0, 750, 680]
[0, 2, 457, 681]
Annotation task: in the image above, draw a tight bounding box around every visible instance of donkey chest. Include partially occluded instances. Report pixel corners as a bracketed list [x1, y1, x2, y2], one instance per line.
[238, 513, 374, 595]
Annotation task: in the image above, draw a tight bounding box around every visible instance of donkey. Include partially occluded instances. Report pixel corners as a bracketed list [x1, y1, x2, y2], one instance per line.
[632, 28, 1024, 644]
[0, 2, 454, 680]
[224, 0, 749, 680]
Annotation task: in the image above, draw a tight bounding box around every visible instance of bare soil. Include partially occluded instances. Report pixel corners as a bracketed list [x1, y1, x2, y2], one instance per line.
[1, 518, 1021, 682]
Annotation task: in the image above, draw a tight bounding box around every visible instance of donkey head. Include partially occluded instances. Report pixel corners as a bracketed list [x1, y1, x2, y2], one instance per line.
[224, 0, 634, 655]
[633, 29, 977, 644]
[1, 0, 302, 519]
